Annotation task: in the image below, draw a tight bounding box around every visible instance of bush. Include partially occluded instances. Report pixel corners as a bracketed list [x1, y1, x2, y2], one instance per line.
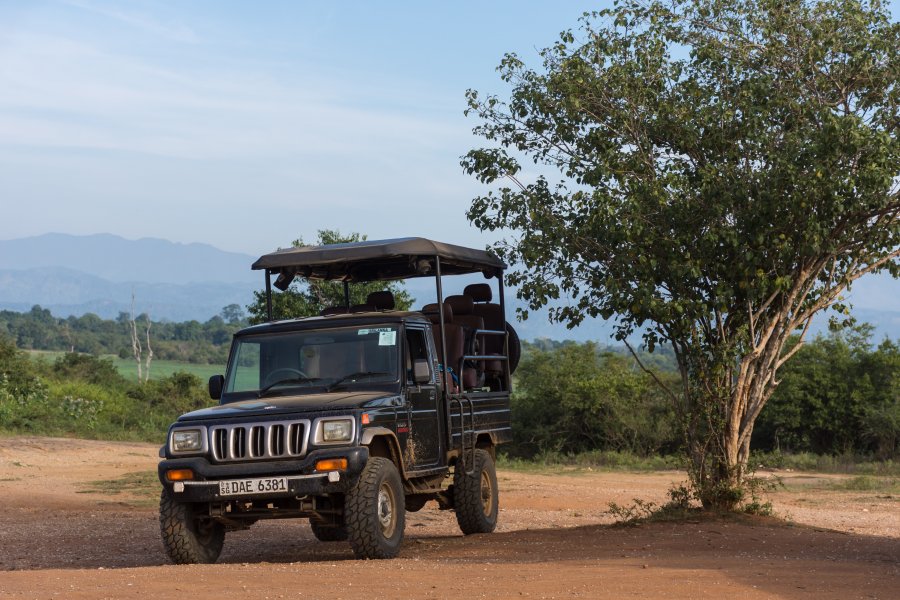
[0, 335, 214, 442]
[509, 343, 680, 458]
[53, 353, 127, 389]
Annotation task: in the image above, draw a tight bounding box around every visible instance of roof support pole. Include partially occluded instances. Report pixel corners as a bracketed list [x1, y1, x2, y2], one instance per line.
[343, 281, 350, 307]
[498, 273, 510, 391]
[434, 255, 448, 389]
[434, 255, 453, 452]
[265, 269, 273, 322]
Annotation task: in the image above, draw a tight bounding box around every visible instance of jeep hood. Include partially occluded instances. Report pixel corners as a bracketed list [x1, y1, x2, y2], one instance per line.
[176, 391, 398, 422]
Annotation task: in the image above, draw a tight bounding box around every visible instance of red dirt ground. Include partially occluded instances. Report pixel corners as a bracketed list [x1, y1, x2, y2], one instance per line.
[0, 436, 897, 599]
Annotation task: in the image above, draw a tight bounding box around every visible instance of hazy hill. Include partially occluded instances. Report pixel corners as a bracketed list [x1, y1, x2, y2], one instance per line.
[0, 232, 896, 340]
[0, 233, 261, 321]
[0, 233, 258, 284]
[0, 267, 256, 322]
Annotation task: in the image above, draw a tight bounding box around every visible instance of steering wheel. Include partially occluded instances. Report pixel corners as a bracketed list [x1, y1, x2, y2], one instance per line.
[262, 367, 310, 387]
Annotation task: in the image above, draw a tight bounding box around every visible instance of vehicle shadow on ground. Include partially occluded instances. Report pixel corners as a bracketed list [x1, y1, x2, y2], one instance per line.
[1, 512, 897, 578]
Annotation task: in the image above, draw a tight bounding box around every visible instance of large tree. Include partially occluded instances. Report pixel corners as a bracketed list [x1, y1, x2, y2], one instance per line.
[247, 230, 414, 323]
[463, 0, 900, 508]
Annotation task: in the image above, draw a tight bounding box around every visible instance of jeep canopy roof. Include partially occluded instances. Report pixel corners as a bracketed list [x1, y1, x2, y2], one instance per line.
[252, 237, 506, 282]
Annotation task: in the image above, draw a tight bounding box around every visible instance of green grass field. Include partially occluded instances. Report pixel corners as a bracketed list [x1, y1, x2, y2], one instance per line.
[27, 350, 223, 382]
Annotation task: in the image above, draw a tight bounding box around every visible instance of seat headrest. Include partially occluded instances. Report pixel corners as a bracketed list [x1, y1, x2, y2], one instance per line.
[464, 283, 492, 302]
[366, 290, 395, 310]
[445, 295, 474, 315]
[421, 303, 453, 323]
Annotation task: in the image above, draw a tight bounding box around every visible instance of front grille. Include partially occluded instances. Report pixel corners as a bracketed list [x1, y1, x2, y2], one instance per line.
[210, 420, 309, 462]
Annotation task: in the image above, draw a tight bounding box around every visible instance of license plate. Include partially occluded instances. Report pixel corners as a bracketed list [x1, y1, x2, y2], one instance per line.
[218, 477, 289, 497]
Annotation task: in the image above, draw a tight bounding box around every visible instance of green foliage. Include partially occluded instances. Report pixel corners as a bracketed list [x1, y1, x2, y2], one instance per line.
[607, 485, 702, 525]
[0, 334, 214, 442]
[606, 498, 660, 525]
[463, 0, 900, 509]
[754, 326, 900, 458]
[510, 342, 679, 457]
[246, 230, 414, 323]
[53, 353, 127, 389]
[0, 304, 244, 365]
[0, 371, 51, 431]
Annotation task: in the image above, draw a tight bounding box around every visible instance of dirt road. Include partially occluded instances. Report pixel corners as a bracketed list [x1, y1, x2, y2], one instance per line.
[0, 437, 897, 599]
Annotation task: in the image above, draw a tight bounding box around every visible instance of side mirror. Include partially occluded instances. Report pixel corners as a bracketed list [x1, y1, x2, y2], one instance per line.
[208, 375, 225, 400]
[413, 359, 431, 384]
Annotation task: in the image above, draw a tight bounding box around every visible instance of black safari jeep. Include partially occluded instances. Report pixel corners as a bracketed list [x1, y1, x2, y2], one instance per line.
[157, 238, 519, 562]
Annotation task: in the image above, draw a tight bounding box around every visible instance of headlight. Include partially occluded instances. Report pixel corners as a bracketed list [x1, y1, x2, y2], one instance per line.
[170, 429, 204, 453]
[320, 419, 353, 443]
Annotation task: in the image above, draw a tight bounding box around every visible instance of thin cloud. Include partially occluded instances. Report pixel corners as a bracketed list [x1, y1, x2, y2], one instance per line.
[0, 28, 466, 161]
[61, 0, 200, 44]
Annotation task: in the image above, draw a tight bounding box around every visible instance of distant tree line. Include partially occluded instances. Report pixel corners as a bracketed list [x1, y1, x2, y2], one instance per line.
[1, 301, 896, 460]
[511, 325, 899, 461]
[753, 325, 899, 460]
[0, 304, 248, 364]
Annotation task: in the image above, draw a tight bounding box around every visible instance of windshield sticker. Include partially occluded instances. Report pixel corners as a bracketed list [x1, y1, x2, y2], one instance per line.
[378, 331, 397, 346]
[358, 328, 392, 335]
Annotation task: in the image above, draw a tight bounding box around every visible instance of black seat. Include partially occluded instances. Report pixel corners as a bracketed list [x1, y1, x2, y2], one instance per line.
[445, 295, 485, 389]
[421, 303, 467, 392]
[464, 283, 505, 384]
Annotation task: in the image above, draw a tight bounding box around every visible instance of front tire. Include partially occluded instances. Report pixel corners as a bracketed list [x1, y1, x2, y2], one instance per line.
[453, 449, 499, 535]
[345, 457, 405, 559]
[159, 489, 225, 564]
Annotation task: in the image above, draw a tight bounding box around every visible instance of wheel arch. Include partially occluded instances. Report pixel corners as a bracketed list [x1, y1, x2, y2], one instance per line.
[360, 427, 405, 477]
[475, 433, 496, 460]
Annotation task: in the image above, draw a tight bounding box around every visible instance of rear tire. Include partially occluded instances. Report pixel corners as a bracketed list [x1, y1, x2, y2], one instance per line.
[345, 457, 405, 559]
[453, 449, 499, 535]
[159, 489, 225, 564]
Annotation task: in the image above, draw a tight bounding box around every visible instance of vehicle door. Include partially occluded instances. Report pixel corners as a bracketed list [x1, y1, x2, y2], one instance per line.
[400, 324, 442, 468]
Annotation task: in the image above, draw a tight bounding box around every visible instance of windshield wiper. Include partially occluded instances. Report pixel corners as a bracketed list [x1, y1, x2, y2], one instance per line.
[326, 371, 392, 392]
[258, 377, 322, 398]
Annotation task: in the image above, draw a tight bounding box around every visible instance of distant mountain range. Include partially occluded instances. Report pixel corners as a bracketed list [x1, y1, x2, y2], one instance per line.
[0, 233, 259, 285]
[0, 233, 261, 321]
[0, 232, 897, 341]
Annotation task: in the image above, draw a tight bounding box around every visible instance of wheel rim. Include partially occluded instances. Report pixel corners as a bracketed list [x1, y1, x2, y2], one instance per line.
[480, 469, 494, 516]
[377, 482, 397, 538]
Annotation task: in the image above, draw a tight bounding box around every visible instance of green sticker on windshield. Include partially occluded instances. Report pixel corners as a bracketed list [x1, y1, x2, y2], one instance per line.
[378, 331, 397, 346]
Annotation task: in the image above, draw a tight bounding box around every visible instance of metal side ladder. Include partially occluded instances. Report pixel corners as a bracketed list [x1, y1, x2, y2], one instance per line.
[450, 393, 477, 476]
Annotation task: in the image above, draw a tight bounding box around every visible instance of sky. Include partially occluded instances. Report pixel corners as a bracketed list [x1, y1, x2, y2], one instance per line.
[0, 0, 898, 334]
[0, 0, 604, 255]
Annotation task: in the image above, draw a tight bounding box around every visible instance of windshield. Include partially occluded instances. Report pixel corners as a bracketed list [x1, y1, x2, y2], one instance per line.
[224, 325, 401, 396]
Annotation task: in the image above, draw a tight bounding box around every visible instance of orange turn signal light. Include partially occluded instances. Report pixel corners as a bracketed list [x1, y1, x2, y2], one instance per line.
[315, 458, 348, 472]
[361, 413, 371, 425]
[166, 469, 195, 481]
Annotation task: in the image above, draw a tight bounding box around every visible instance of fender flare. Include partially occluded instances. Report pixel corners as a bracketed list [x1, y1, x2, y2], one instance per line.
[360, 427, 404, 475]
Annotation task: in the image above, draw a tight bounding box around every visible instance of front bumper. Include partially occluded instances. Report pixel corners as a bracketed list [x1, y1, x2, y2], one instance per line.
[157, 446, 369, 503]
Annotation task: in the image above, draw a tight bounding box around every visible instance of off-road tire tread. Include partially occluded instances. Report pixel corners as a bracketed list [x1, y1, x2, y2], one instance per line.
[345, 457, 405, 559]
[453, 449, 499, 535]
[159, 489, 225, 564]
